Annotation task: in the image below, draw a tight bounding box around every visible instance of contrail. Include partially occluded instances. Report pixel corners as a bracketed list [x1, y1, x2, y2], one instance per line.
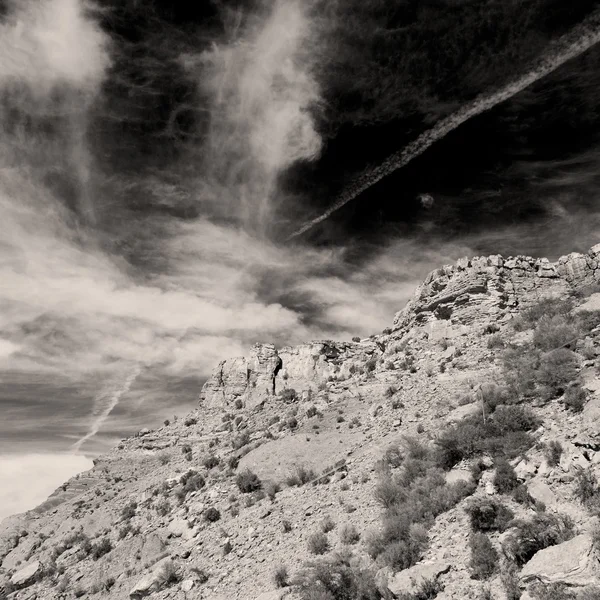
[288, 8, 600, 239]
[71, 365, 141, 454]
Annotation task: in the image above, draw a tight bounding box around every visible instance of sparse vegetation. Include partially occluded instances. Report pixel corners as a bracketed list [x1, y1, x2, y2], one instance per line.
[203, 507, 221, 522]
[273, 565, 289, 588]
[574, 469, 600, 514]
[339, 524, 360, 545]
[285, 464, 316, 487]
[544, 440, 563, 466]
[236, 469, 262, 493]
[307, 532, 330, 555]
[493, 458, 519, 494]
[502, 513, 575, 566]
[469, 533, 499, 580]
[465, 497, 514, 532]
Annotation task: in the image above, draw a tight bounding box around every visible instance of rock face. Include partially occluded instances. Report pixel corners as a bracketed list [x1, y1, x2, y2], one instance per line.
[200, 341, 375, 409]
[129, 557, 173, 598]
[520, 534, 600, 587]
[393, 245, 600, 332]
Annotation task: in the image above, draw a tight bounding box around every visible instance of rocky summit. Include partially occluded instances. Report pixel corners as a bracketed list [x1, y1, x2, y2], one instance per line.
[3, 246, 600, 600]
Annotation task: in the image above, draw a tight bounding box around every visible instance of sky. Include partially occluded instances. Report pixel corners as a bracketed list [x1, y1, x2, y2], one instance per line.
[1, 0, 600, 521]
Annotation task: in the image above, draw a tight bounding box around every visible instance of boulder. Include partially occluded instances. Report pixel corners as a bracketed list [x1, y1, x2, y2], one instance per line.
[129, 557, 174, 598]
[387, 561, 451, 597]
[520, 534, 600, 587]
[526, 480, 557, 507]
[140, 532, 166, 565]
[10, 560, 42, 588]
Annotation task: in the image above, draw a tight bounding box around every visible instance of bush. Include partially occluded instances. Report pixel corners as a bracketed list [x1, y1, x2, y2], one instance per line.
[339, 524, 360, 545]
[502, 513, 574, 566]
[184, 416, 197, 426]
[203, 507, 221, 522]
[280, 388, 298, 402]
[236, 469, 262, 493]
[321, 515, 336, 533]
[493, 459, 519, 494]
[273, 565, 289, 588]
[536, 349, 579, 399]
[177, 471, 205, 501]
[384, 444, 404, 468]
[307, 532, 330, 555]
[121, 502, 137, 521]
[435, 406, 538, 470]
[156, 560, 180, 586]
[285, 464, 316, 487]
[295, 554, 380, 600]
[516, 298, 573, 330]
[563, 384, 587, 413]
[544, 440, 563, 466]
[90, 537, 113, 560]
[469, 533, 498, 580]
[574, 469, 600, 514]
[203, 455, 220, 469]
[465, 497, 514, 532]
[532, 315, 578, 351]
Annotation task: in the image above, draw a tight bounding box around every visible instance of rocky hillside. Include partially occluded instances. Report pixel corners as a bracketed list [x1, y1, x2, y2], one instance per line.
[2, 246, 600, 600]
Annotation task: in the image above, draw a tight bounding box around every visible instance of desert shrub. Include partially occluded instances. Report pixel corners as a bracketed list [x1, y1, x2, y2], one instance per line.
[286, 416, 298, 429]
[501, 568, 522, 600]
[544, 440, 563, 466]
[203, 455, 220, 469]
[236, 469, 262, 493]
[184, 416, 197, 426]
[469, 533, 498, 580]
[280, 388, 298, 402]
[181, 444, 192, 455]
[533, 315, 578, 351]
[502, 513, 574, 566]
[512, 484, 535, 507]
[487, 334, 504, 349]
[515, 298, 573, 330]
[321, 515, 336, 533]
[384, 444, 404, 468]
[493, 459, 519, 494]
[374, 478, 405, 509]
[536, 349, 579, 398]
[563, 384, 587, 413]
[385, 385, 398, 398]
[90, 537, 113, 560]
[121, 502, 137, 521]
[529, 582, 576, 600]
[232, 431, 251, 450]
[156, 559, 180, 586]
[339, 524, 360, 545]
[155, 499, 170, 516]
[158, 451, 171, 465]
[574, 469, 600, 513]
[369, 470, 474, 569]
[306, 405, 318, 418]
[307, 532, 330, 555]
[203, 507, 221, 522]
[282, 520, 292, 533]
[435, 406, 538, 470]
[352, 336, 361, 342]
[465, 497, 514, 532]
[177, 471, 205, 501]
[273, 565, 289, 588]
[285, 464, 317, 487]
[294, 553, 381, 600]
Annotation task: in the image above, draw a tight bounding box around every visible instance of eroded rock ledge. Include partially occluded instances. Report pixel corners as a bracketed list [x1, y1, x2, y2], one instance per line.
[393, 244, 600, 332]
[201, 245, 600, 410]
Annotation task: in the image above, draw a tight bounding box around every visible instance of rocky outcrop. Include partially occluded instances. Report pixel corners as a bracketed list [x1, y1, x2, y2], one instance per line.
[385, 561, 451, 597]
[10, 560, 42, 588]
[519, 534, 600, 587]
[200, 340, 376, 409]
[393, 245, 600, 332]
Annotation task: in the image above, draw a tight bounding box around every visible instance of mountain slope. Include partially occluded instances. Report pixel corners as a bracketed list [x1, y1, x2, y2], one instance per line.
[2, 246, 600, 600]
